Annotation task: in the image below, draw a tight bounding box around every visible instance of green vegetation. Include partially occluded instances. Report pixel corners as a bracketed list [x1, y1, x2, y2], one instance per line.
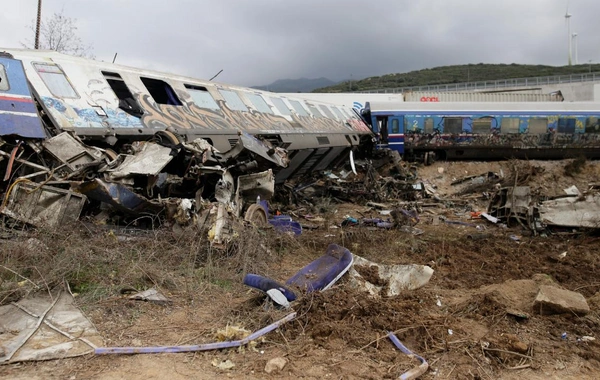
[315, 63, 600, 93]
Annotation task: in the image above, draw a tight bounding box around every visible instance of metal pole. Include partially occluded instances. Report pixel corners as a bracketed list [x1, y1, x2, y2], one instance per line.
[34, 0, 42, 49]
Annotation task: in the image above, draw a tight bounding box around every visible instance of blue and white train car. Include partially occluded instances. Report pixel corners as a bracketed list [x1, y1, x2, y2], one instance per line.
[363, 101, 600, 160]
[0, 49, 373, 183]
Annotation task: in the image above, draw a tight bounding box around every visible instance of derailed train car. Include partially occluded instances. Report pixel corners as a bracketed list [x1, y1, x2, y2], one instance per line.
[0, 49, 372, 243]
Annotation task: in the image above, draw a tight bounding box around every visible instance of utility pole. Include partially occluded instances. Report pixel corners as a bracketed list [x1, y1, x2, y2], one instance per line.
[34, 0, 42, 49]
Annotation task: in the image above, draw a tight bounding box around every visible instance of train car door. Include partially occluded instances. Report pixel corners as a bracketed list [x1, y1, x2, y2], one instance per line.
[0, 54, 46, 138]
[387, 115, 404, 154]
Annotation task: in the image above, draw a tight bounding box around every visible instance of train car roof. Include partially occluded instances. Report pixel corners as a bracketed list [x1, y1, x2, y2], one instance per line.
[0, 48, 358, 111]
[367, 101, 600, 112]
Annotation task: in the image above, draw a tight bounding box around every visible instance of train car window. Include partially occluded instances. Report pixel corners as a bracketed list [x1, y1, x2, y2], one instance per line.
[140, 77, 182, 106]
[34, 63, 79, 98]
[472, 119, 492, 133]
[308, 105, 324, 118]
[443, 117, 462, 134]
[218, 89, 248, 111]
[270, 97, 292, 115]
[391, 119, 400, 134]
[424, 118, 433, 133]
[185, 84, 220, 110]
[289, 100, 309, 116]
[102, 71, 144, 117]
[332, 107, 346, 120]
[0, 64, 9, 91]
[246, 93, 273, 114]
[318, 105, 336, 119]
[585, 117, 600, 133]
[528, 118, 548, 134]
[557, 118, 576, 133]
[500, 118, 520, 134]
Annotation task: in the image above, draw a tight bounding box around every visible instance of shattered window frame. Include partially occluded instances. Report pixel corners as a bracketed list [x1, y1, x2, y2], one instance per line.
[289, 100, 310, 117]
[140, 77, 183, 106]
[218, 89, 248, 112]
[33, 62, 79, 99]
[270, 97, 292, 116]
[0, 64, 9, 91]
[245, 93, 273, 114]
[185, 84, 221, 110]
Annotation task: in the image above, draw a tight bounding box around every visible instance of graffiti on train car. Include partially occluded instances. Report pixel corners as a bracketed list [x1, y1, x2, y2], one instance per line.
[406, 129, 600, 149]
[41, 91, 363, 134]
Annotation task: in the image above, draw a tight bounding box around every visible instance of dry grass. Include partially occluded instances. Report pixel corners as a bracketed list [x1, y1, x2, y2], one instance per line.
[0, 220, 284, 308]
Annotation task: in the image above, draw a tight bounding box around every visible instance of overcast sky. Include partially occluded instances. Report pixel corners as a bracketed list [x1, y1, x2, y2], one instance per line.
[1, 0, 598, 87]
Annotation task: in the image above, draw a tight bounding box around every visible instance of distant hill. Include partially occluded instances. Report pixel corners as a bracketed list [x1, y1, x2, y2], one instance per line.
[253, 77, 337, 93]
[314, 63, 600, 93]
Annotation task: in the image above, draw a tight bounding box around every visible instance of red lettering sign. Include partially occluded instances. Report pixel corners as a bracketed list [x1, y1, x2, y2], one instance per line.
[420, 96, 440, 102]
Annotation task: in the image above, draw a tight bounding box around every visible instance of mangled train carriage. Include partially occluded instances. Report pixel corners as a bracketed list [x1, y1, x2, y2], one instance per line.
[0, 49, 372, 239]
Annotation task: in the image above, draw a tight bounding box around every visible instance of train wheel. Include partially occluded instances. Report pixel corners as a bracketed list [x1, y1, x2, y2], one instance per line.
[244, 204, 268, 227]
[104, 148, 118, 162]
[153, 130, 182, 146]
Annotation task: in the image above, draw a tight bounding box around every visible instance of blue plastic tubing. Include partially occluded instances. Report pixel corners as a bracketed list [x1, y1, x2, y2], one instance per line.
[95, 312, 297, 355]
[387, 332, 429, 380]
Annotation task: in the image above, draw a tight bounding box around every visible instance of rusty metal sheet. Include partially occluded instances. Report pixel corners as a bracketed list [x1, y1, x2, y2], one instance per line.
[1, 182, 87, 227]
[539, 195, 600, 228]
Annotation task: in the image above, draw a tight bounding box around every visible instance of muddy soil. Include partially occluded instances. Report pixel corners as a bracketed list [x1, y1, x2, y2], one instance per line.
[2, 159, 600, 379]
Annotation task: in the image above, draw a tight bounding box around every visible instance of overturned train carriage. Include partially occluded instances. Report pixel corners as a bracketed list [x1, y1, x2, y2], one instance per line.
[0, 49, 372, 233]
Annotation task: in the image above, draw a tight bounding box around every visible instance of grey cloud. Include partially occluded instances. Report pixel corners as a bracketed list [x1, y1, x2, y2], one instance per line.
[1, 0, 598, 86]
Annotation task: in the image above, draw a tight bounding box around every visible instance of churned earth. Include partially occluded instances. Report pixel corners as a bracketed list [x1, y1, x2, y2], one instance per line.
[1, 159, 600, 379]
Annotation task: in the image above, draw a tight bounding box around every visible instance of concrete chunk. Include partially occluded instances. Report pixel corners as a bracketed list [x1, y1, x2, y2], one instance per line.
[265, 357, 288, 374]
[533, 285, 590, 315]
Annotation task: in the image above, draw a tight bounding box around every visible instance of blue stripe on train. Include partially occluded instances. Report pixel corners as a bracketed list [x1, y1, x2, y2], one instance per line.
[0, 97, 37, 114]
[0, 57, 46, 138]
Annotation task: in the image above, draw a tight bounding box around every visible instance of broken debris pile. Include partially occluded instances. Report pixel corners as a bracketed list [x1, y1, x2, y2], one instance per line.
[0, 131, 288, 246]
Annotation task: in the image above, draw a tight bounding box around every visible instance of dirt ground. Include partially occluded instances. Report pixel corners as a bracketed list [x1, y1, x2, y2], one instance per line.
[2, 159, 600, 379]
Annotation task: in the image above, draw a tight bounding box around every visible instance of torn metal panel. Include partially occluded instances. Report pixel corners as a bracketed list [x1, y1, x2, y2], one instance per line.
[220, 132, 289, 168]
[1, 182, 87, 227]
[0, 290, 103, 363]
[42, 132, 103, 171]
[236, 169, 275, 203]
[538, 194, 600, 228]
[107, 142, 174, 179]
[74, 179, 162, 215]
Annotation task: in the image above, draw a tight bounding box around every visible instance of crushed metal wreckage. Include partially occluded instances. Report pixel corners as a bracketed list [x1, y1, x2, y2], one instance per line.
[487, 185, 600, 233]
[1, 131, 287, 246]
[0, 49, 373, 245]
